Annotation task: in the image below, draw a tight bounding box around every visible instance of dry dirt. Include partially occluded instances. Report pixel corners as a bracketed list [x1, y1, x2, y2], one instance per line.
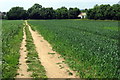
[16, 26, 32, 78]
[25, 20, 79, 78]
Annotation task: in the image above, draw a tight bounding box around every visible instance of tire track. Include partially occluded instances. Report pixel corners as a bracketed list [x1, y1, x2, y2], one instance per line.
[16, 26, 32, 78]
[26, 20, 79, 78]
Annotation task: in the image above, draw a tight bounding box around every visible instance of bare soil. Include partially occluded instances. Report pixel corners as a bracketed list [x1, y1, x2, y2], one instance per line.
[26, 21, 78, 78]
[16, 26, 32, 78]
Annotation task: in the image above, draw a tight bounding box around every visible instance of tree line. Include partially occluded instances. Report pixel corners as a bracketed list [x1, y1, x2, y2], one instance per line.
[1, 3, 120, 20]
[87, 4, 120, 20]
[5, 4, 80, 20]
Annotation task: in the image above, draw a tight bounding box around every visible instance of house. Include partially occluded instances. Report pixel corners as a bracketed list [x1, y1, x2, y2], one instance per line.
[78, 13, 86, 19]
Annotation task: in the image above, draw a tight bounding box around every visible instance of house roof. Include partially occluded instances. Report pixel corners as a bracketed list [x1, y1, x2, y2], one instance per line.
[78, 13, 86, 17]
[79, 13, 86, 16]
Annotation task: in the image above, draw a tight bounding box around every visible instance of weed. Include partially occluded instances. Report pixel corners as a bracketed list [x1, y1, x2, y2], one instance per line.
[25, 24, 47, 78]
[48, 52, 55, 55]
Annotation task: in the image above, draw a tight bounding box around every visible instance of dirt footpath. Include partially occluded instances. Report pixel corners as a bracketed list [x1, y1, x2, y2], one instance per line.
[26, 21, 78, 78]
[16, 26, 32, 78]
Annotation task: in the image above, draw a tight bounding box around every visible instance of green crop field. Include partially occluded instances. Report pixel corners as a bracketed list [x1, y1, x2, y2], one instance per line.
[2, 20, 24, 78]
[28, 20, 119, 78]
[2, 19, 119, 78]
[1, 1, 120, 79]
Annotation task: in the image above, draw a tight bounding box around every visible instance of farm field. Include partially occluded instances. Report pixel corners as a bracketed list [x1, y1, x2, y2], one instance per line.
[28, 20, 119, 78]
[2, 20, 24, 78]
[1, 0, 120, 79]
[2, 20, 47, 79]
[2, 19, 119, 79]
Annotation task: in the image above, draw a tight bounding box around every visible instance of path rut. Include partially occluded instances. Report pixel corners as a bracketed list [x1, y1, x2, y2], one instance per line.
[26, 21, 78, 78]
[16, 26, 32, 78]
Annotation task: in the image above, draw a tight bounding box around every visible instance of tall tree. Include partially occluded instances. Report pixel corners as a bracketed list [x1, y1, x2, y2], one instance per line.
[87, 4, 120, 20]
[7, 7, 27, 20]
[68, 7, 80, 19]
[40, 7, 55, 19]
[55, 7, 68, 19]
[112, 4, 120, 20]
[28, 3, 42, 19]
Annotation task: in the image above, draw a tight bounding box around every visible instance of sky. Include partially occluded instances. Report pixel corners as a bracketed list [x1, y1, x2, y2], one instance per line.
[0, 0, 120, 12]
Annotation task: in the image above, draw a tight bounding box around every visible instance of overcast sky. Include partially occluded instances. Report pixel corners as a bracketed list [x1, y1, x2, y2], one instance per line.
[0, 0, 119, 12]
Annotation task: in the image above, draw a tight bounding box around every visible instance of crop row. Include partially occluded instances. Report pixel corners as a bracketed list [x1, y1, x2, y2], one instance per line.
[2, 20, 23, 78]
[28, 20, 119, 78]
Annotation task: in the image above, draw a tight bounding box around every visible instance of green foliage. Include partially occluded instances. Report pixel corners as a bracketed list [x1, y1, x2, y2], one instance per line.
[6, 3, 80, 20]
[5, 3, 120, 20]
[27, 3, 42, 19]
[55, 7, 80, 19]
[68, 8, 80, 19]
[87, 4, 120, 20]
[7, 7, 28, 20]
[40, 7, 55, 19]
[27, 4, 80, 19]
[28, 20, 119, 78]
[55, 7, 69, 19]
[2, 20, 23, 78]
[25, 24, 47, 78]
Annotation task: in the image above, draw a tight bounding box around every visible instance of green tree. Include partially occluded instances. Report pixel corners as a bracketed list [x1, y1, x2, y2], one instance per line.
[68, 7, 80, 19]
[112, 4, 120, 20]
[27, 3, 42, 19]
[87, 9, 95, 19]
[55, 7, 68, 19]
[87, 4, 120, 20]
[40, 7, 55, 19]
[7, 7, 27, 20]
